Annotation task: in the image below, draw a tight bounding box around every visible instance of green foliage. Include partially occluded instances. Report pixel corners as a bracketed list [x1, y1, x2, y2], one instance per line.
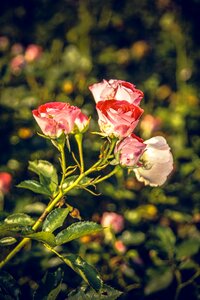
[4, 213, 35, 226]
[68, 284, 122, 300]
[144, 267, 173, 295]
[1, 0, 200, 298]
[56, 221, 102, 245]
[17, 180, 52, 196]
[58, 253, 103, 291]
[0, 271, 21, 300]
[33, 268, 63, 300]
[42, 207, 71, 233]
[28, 160, 58, 194]
[26, 232, 57, 247]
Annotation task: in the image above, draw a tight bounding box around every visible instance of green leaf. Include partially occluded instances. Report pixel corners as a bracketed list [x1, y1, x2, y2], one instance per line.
[68, 284, 122, 299]
[0, 223, 33, 238]
[0, 237, 17, 246]
[145, 268, 173, 295]
[33, 268, 63, 300]
[59, 253, 102, 291]
[176, 239, 200, 260]
[17, 180, 51, 196]
[42, 208, 71, 233]
[0, 271, 21, 300]
[155, 226, 176, 257]
[26, 232, 56, 247]
[28, 160, 58, 194]
[56, 221, 102, 245]
[4, 213, 35, 226]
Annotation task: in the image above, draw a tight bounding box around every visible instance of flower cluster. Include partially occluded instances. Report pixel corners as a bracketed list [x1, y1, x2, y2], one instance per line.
[32, 79, 173, 187]
[89, 79, 173, 186]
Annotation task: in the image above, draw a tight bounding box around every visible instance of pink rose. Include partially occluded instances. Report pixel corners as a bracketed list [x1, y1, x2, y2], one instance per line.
[101, 212, 124, 233]
[115, 133, 146, 167]
[89, 79, 144, 105]
[96, 100, 143, 138]
[32, 102, 87, 138]
[0, 172, 12, 194]
[133, 136, 173, 186]
[25, 44, 42, 62]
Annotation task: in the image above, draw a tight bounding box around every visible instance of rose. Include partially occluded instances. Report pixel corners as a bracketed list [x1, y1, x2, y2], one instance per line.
[89, 79, 144, 105]
[133, 136, 173, 186]
[115, 133, 146, 167]
[101, 212, 124, 233]
[96, 100, 143, 138]
[32, 102, 89, 138]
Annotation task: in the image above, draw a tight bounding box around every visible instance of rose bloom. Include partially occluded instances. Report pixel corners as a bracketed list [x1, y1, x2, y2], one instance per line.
[32, 102, 88, 138]
[89, 79, 144, 106]
[96, 100, 143, 138]
[101, 212, 124, 233]
[115, 133, 146, 167]
[0, 172, 12, 194]
[133, 136, 173, 186]
[25, 44, 42, 62]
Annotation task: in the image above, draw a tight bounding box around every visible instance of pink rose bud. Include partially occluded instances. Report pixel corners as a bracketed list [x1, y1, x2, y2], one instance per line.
[89, 79, 144, 106]
[101, 212, 124, 233]
[133, 136, 173, 186]
[25, 44, 42, 62]
[96, 100, 143, 139]
[115, 133, 146, 167]
[0, 172, 12, 194]
[114, 240, 127, 253]
[10, 55, 25, 74]
[74, 111, 90, 133]
[32, 102, 85, 138]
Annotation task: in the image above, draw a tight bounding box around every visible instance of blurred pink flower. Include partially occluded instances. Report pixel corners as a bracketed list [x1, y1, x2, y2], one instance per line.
[25, 44, 42, 62]
[140, 114, 162, 137]
[96, 100, 143, 138]
[101, 212, 124, 233]
[133, 136, 173, 186]
[89, 79, 144, 105]
[0, 172, 12, 194]
[114, 240, 127, 253]
[32, 102, 88, 138]
[115, 133, 146, 167]
[10, 55, 25, 74]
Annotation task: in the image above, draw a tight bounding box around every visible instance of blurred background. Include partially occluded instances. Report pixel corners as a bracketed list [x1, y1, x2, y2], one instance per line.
[0, 0, 200, 299]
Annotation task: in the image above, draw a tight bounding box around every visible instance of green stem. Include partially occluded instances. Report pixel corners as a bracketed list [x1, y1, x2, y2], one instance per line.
[59, 144, 67, 187]
[0, 137, 118, 269]
[93, 166, 119, 185]
[75, 133, 84, 173]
